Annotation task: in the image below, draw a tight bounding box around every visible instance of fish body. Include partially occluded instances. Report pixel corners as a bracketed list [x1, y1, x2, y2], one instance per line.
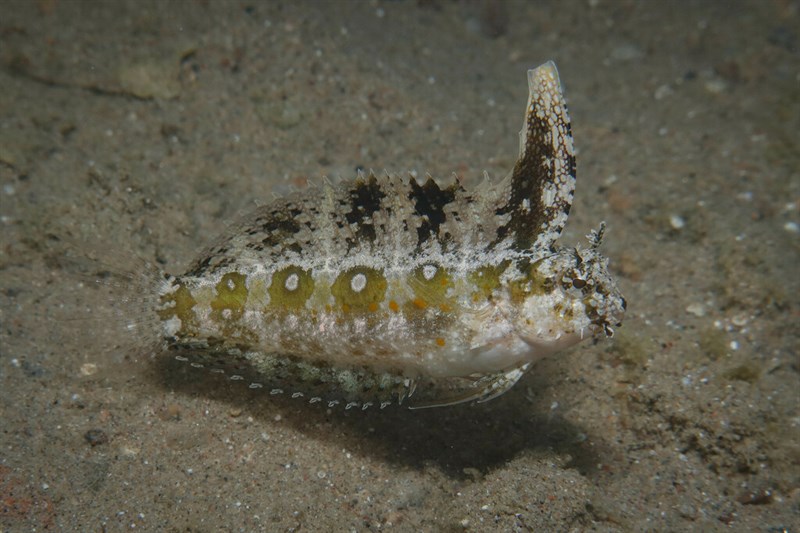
[152, 62, 625, 408]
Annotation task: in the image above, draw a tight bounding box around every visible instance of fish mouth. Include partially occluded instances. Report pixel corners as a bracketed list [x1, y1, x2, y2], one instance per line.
[518, 330, 584, 357]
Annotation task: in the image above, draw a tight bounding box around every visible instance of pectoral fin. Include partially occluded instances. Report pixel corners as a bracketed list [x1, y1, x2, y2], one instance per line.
[409, 362, 532, 409]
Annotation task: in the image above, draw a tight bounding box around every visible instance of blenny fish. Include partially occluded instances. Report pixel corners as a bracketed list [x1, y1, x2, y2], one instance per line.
[120, 61, 625, 409]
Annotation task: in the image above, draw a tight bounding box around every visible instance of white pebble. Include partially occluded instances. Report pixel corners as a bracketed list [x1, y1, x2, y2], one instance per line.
[669, 214, 685, 230]
[686, 303, 705, 317]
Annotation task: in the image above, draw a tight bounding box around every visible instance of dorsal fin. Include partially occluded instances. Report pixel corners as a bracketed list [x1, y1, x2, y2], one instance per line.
[407, 176, 459, 248]
[495, 61, 576, 252]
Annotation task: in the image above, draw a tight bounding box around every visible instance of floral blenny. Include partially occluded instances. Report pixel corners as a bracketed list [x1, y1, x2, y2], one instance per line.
[119, 61, 625, 409]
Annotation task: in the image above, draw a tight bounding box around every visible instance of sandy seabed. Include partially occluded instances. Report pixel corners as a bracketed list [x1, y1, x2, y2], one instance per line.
[1, 1, 798, 530]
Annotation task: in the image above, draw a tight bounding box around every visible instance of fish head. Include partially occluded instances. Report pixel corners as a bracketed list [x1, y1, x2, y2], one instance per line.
[507, 244, 626, 359]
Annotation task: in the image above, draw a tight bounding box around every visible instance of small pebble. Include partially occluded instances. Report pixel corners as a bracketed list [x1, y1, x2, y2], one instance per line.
[80, 363, 98, 376]
[731, 314, 748, 327]
[686, 303, 705, 317]
[704, 78, 728, 94]
[654, 84, 673, 100]
[84, 429, 109, 447]
[118, 61, 181, 99]
[669, 214, 686, 230]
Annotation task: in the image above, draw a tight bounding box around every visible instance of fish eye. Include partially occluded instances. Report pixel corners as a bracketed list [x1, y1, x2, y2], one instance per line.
[572, 278, 586, 289]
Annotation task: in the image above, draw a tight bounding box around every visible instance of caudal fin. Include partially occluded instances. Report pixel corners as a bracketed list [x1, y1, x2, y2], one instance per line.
[52, 234, 168, 361]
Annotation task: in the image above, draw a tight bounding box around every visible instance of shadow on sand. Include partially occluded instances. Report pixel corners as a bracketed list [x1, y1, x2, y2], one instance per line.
[150, 353, 603, 480]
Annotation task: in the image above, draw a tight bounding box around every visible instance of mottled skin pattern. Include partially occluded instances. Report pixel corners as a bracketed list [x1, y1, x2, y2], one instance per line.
[155, 62, 626, 408]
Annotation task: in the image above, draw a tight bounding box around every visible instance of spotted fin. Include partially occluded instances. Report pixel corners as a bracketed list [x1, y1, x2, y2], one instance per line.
[494, 61, 576, 252]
